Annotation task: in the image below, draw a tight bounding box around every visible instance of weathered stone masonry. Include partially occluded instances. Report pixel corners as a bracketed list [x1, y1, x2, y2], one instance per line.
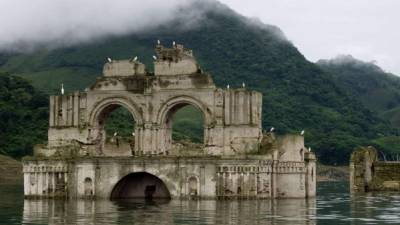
[23, 43, 316, 199]
[350, 146, 400, 192]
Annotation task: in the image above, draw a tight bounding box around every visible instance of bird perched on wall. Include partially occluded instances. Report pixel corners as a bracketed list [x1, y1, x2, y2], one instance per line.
[227, 84, 230, 89]
[270, 127, 275, 132]
[129, 56, 137, 62]
[157, 40, 161, 45]
[152, 55, 157, 60]
[308, 147, 312, 152]
[172, 41, 176, 46]
[242, 82, 246, 88]
[300, 130, 305, 136]
[61, 83, 64, 95]
[107, 57, 112, 63]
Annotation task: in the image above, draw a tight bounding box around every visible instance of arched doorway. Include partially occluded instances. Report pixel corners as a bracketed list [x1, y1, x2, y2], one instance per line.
[110, 172, 171, 200]
[188, 176, 198, 197]
[172, 105, 204, 139]
[84, 177, 93, 196]
[157, 97, 208, 155]
[93, 103, 136, 156]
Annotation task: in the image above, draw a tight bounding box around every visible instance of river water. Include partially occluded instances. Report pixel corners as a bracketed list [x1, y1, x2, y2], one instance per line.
[1, 182, 400, 225]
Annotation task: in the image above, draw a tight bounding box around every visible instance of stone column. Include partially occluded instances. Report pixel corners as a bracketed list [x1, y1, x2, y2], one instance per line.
[200, 166, 205, 198]
[52, 172, 56, 196]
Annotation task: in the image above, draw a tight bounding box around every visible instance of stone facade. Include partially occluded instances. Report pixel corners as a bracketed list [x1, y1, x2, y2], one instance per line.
[23, 43, 316, 199]
[350, 146, 400, 192]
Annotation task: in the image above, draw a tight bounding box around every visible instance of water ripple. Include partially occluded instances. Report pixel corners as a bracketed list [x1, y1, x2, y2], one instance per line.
[2, 182, 400, 224]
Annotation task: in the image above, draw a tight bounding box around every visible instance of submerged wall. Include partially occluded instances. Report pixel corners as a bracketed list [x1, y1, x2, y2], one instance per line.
[23, 156, 316, 200]
[350, 146, 400, 192]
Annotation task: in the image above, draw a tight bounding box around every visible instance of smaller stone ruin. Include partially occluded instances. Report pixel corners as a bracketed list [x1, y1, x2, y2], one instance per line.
[350, 146, 400, 192]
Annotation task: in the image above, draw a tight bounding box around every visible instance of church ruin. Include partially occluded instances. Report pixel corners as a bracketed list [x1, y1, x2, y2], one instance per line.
[23, 43, 316, 199]
[350, 146, 400, 192]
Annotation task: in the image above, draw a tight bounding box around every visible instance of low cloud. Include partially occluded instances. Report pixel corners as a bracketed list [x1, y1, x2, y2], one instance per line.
[0, 0, 208, 52]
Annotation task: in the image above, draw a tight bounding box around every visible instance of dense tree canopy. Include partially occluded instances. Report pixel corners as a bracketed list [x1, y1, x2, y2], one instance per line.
[0, 73, 48, 158]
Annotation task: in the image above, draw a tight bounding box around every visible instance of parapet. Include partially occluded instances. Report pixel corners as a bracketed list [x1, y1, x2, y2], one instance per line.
[276, 134, 306, 161]
[154, 43, 200, 76]
[103, 59, 146, 77]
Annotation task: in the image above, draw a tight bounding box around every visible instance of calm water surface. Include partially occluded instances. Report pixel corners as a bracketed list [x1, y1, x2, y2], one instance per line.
[1, 182, 400, 225]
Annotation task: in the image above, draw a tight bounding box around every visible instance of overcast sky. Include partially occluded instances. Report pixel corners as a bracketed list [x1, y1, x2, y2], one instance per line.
[0, 0, 399, 74]
[220, 0, 400, 74]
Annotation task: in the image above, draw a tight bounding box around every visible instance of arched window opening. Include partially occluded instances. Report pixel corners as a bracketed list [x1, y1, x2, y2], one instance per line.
[97, 105, 136, 156]
[168, 105, 204, 154]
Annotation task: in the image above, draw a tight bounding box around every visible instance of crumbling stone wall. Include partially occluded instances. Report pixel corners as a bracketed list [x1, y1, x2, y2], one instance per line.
[45, 43, 262, 157]
[350, 146, 400, 192]
[24, 42, 316, 200]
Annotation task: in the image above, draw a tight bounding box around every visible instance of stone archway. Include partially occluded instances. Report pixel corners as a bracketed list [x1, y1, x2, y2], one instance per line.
[89, 98, 143, 155]
[156, 96, 211, 154]
[89, 97, 143, 127]
[110, 172, 171, 200]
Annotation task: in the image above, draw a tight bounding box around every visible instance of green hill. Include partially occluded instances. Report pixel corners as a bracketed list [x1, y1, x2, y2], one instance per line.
[0, 73, 48, 158]
[0, 1, 397, 164]
[317, 55, 400, 128]
[317, 55, 400, 157]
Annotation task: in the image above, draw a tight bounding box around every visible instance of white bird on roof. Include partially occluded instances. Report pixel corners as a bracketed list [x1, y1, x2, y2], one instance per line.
[227, 84, 230, 89]
[157, 39, 161, 45]
[308, 147, 312, 152]
[300, 130, 305, 136]
[133, 56, 138, 61]
[270, 127, 275, 132]
[107, 57, 112, 63]
[172, 41, 176, 46]
[242, 82, 246, 88]
[153, 55, 157, 60]
[61, 83, 64, 95]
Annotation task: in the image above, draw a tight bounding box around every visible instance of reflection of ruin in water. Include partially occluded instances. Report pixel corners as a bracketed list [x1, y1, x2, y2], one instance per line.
[22, 198, 316, 225]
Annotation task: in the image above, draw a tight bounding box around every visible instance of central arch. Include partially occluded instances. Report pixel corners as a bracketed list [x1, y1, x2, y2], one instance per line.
[156, 96, 212, 154]
[110, 172, 171, 200]
[156, 96, 211, 126]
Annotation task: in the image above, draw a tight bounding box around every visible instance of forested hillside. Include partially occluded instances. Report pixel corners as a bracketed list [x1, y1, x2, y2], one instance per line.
[318, 55, 400, 128]
[318, 56, 400, 156]
[0, 1, 398, 164]
[0, 73, 47, 158]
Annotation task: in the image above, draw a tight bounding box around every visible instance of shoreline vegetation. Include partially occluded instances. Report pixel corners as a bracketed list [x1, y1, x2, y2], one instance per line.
[0, 154, 349, 184]
[0, 155, 22, 184]
[316, 163, 349, 182]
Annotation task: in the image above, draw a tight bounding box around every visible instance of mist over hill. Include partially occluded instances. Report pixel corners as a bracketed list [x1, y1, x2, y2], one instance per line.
[318, 55, 400, 128]
[0, 1, 398, 164]
[317, 55, 400, 156]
